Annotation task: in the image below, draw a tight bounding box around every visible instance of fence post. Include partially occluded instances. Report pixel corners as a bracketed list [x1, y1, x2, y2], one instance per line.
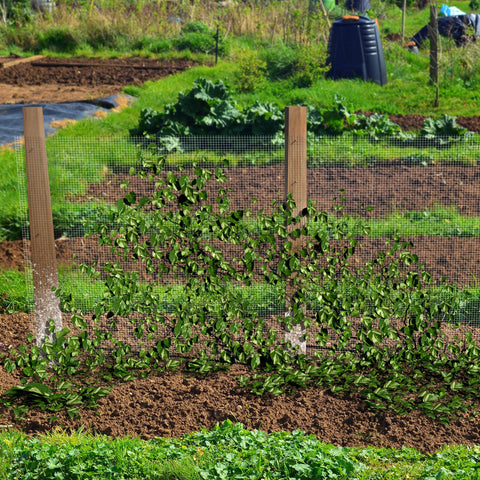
[284, 106, 307, 354]
[23, 106, 62, 348]
[429, 3, 439, 106]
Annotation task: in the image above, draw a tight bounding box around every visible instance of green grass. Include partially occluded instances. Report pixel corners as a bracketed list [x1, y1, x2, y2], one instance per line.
[5, 261, 480, 330]
[362, 206, 480, 238]
[2, 422, 480, 479]
[0, 269, 29, 314]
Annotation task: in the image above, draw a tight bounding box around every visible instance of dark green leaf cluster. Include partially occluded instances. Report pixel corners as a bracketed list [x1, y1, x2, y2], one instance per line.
[133, 85, 473, 150]
[420, 114, 474, 147]
[1, 322, 111, 419]
[132, 78, 284, 150]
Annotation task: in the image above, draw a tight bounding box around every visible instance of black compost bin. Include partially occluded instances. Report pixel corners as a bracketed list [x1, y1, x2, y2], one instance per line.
[327, 15, 387, 86]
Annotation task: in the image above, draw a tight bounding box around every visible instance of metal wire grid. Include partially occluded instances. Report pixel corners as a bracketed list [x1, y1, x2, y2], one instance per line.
[14, 135, 480, 353]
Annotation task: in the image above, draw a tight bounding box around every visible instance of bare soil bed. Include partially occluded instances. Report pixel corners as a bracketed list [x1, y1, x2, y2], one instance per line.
[0, 55, 195, 104]
[2, 56, 480, 452]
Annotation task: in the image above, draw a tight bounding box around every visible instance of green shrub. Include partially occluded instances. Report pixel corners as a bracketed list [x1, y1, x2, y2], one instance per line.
[181, 20, 211, 35]
[261, 43, 297, 80]
[291, 44, 329, 88]
[83, 18, 127, 51]
[173, 22, 229, 56]
[134, 36, 172, 53]
[36, 26, 79, 53]
[173, 31, 216, 53]
[234, 49, 267, 92]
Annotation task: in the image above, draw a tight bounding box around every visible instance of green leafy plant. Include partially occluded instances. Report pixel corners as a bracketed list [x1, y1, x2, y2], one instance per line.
[419, 114, 473, 146]
[234, 48, 267, 92]
[307, 95, 357, 136]
[291, 44, 329, 88]
[132, 78, 284, 151]
[3, 154, 480, 424]
[352, 113, 414, 141]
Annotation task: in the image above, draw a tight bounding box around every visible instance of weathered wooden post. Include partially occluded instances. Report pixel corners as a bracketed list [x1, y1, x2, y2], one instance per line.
[429, 3, 439, 106]
[284, 106, 307, 354]
[23, 106, 62, 347]
[401, 0, 407, 44]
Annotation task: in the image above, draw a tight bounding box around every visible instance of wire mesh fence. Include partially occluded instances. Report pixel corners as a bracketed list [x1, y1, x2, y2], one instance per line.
[14, 134, 480, 355]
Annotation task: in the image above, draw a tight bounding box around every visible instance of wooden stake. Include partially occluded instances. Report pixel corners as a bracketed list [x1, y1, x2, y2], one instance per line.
[23, 107, 62, 348]
[284, 106, 307, 354]
[429, 4, 439, 92]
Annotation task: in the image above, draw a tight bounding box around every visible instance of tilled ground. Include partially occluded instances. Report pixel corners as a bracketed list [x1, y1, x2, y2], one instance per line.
[0, 55, 195, 104]
[1, 312, 480, 454]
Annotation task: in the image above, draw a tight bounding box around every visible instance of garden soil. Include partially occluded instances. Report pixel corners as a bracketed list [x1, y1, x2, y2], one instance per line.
[0, 55, 195, 104]
[3, 57, 480, 453]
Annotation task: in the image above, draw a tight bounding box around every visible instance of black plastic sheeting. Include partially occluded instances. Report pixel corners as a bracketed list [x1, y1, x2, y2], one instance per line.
[411, 14, 480, 47]
[0, 94, 135, 146]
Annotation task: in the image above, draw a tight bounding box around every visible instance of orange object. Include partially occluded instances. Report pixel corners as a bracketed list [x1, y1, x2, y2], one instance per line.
[342, 15, 360, 22]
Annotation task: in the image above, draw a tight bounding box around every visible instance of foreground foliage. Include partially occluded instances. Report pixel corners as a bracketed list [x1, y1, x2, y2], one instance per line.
[2, 421, 480, 479]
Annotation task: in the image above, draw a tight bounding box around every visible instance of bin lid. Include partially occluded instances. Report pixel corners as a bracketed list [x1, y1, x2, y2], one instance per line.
[334, 15, 375, 25]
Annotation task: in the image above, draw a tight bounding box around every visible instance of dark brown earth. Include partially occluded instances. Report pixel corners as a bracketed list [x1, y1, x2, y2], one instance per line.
[0, 55, 195, 104]
[2, 57, 480, 453]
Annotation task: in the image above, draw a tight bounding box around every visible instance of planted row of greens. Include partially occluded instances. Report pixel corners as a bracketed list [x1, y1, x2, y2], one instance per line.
[3, 421, 480, 479]
[3, 264, 480, 329]
[132, 78, 475, 152]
